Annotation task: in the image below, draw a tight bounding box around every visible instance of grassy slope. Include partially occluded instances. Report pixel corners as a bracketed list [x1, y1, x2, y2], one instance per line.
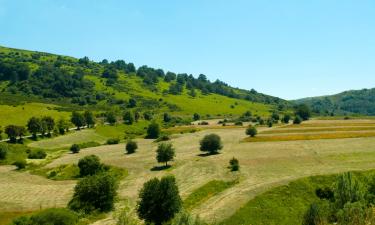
[0, 46, 275, 128]
[223, 170, 375, 225]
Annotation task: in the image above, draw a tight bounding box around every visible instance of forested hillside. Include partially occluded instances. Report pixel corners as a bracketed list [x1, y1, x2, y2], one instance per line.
[0, 46, 287, 118]
[295, 88, 375, 116]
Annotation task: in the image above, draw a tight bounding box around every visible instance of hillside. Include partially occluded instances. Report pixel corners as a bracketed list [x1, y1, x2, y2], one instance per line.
[0, 45, 287, 127]
[295, 88, 375, 116]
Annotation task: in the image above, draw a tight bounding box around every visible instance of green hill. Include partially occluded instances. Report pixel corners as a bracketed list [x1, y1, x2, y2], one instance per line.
[295, 88, 375, 116]
[0, 45, 287, 126]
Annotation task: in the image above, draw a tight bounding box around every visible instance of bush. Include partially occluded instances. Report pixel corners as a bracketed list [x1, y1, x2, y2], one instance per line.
[69, 173, 118, 213]
[200, 134, 223, 155]
[0, 143, 8, 160]
[107, 138, 120, 145]
[234, 121, 243, 126]
[293, 116, 302, 124]
[246, 126, 257, 137]
[70, 144, 80, 154]
[12, 208, 78, 225]
[27, 149, 47, 159]
[229, 157, 240, 171]
[156, 135, 170, 142]
[78, 155, 102, 177]
[138, 176, 182, 225]
[282, 114, 291, 123]
[302, 203, 325, 225]
[146, 122, 160, 139]
[13, 159, 26, 170]
[126, 140, 138, 154]
[198, 121, 209, 125]
[315, 187, 334, 201]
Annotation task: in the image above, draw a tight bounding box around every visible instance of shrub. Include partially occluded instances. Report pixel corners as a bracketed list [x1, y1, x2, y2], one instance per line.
[200, 134, 223, 155]
[198, 121, 209, 125]
[107, 138, 120, 145]
[13, 159, 26, 170]
[138, 176, 182, 225]
[293, 116, 302, 124]
[12, 208, 78, 225]
[27, 149, 47, 159]
[229, 157, 240, 171]
[156, 143, 175, 167]
[78, 155, 102, 177]
[146, 122, 160, 139]
[126, 140, 138, 154]
[315, 187, 334, 201]
[70, 144, 80, 154]
[302, 203, 325, 225]
[234, 121, 243, 126]
[193, 113, 200, 121]
[295, 104, 312, 121]
[69, 173, 118, 213]
[0, 143, 8, 160]
[246, 126, 257, 137]
[156, 135, 170, 142]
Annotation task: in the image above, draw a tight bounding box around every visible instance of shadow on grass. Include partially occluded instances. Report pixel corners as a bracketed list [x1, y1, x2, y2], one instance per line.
[150, 165, 171, 171]
[197, 152, 220, 157]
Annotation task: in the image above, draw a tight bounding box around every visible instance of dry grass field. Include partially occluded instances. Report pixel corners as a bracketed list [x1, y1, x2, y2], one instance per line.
[2, 119, 375, 224]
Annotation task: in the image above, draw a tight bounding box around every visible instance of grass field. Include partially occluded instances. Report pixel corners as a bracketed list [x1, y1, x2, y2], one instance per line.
[0, 103, 71, 127]
[28, 129, 107, 149]
[2, 119, 375, 224]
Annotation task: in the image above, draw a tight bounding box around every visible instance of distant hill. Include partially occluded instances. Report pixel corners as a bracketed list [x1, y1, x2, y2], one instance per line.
[0, 46, 288, 118]
[295, 88, 375, 116]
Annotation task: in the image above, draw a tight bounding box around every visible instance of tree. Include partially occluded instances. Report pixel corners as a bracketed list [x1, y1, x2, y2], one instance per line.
[42, 116, 55, 135]
[78, 155, 102, 177]
[146, 122, 160, 139]
[27, 117, 42, 139]
[106, 111, 117, 125]
[229, 157, 239, 171]
[143, 111, 153, 121]
[246, 126, 257, 137]
[126, 140, 138, 154]
[83, 111, 95, 128]
[200, 134, 223, 154]
[123, 111, 134, 125]
[163, 113, 172, 123]
[293, 115, 302, 124]
[295, 104, 312, 121]
[0, 143, 7, 160]
[70, 144, 80, 154]
[57, 118, 70, 134]
[137, 176, 182, 225]
[282, 114, 291, 124]
[68, 173, 118, 213]
[271, 112, 280, 121]
[156, 143, 175, 167]
[193, 113, 200, 121]
[5, 125, 26, 143]
[71, 112, 86, 130]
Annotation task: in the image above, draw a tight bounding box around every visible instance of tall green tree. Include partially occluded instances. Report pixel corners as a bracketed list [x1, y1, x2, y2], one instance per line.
[42, 116, 55, 136]
[123, 111, 134, 125]
[137, 176, 182, 225]
[83, 111, 95, 128]
[71, 112, 86, 130]
[156, 143, 175, 167]
[27, 117, 42, 139]
[106, 111, 117, 125]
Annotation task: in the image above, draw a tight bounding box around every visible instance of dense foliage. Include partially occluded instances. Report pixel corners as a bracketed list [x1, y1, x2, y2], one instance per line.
[200, 134, 223, 154]
[12, 208, 78, 225]
[137, 176, 182, 225]
[296, 88, 375, 116]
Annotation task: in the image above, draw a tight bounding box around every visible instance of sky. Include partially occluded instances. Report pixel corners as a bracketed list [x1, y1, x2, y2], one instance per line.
[1, 0, 375, 100]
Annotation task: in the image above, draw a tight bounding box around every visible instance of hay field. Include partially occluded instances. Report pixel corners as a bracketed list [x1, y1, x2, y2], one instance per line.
[2, 119, 375, 224]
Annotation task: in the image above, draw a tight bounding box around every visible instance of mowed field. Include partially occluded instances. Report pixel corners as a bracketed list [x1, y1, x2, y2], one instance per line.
[2, 119, 375, 224]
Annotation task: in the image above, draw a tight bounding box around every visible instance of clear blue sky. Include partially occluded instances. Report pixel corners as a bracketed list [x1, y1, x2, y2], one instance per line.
[1, 0, 375, 100]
